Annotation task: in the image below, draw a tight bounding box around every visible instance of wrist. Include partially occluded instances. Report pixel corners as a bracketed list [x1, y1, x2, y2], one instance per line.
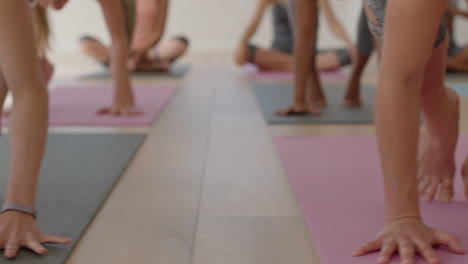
[1, 202, 37, 219]
[387, 215, 421, 224]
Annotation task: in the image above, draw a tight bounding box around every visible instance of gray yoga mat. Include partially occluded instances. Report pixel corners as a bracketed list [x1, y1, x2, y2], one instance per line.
[0, 133, 145, 263]
[79, 64, 191, 80]
[253, 83, 374, 124]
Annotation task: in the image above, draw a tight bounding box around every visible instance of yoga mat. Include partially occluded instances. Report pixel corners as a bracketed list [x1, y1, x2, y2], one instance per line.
[253, 83, 374, 124]
[242, 64, 348, 81]
[0, 133, 145, 263]
[2, 84, 176, 126]
[448, 83, 468, 97]
[274, 136, 468, 264]
[79, 64, 190, 80]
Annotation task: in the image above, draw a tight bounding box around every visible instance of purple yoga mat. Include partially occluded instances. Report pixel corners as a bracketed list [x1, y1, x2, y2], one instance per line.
[2, 85, 176, 126]
[243, 64, 348, 81]
[274, 136, 468, 264]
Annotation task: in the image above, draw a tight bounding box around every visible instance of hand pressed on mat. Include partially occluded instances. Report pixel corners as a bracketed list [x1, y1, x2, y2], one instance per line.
[275, 102, 321, 116]
[0, 211, 71, 259]
[352, 217, 465, 264]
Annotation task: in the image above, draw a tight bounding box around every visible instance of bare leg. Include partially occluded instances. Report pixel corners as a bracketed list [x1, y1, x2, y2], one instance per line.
[316, 51, 342, 71]
[250, 48, 293, 72]
[342, 52, 371, 107]
[0, 0, 71, 258]
[418, 38, 460, 202]
[79, 37, 110, 65]
[150, 38, 189, 62]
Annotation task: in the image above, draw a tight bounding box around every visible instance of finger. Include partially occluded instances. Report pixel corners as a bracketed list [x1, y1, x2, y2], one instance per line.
[434, 231, 466, 255]
[398, 241, 415, 264]
[378, 242, 397, 264]
[26, 240, 47, 255]
[415, 243, 440, 264]
[352, 240, 382, 257]
[422, 181, 439, 202]
[4, 241, 19, 259]
[40, 233, 72, 245]
[438, 177, 454, 203]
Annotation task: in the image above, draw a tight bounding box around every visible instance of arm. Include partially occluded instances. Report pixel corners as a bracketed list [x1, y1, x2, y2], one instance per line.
[240, 0, 274, 43]
[319, 0, 356, 58]
[234, 0, 273, 65]
[276, 0, 321, 115]
[130, 0, 168, 60]
[98, 0, 141, 115]
[294, 0, 319, 107]
[0, 0, 70, 258]
[353, 1, 465, 263]
[446, 4, 468, 18]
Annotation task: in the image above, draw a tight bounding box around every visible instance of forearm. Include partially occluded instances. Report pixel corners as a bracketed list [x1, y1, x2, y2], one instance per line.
[375, 0, 448, 221]
[110, 41, 132, 98]
[446, 5, 468, 18]
[376, 75, 422, 221]
[294, 0, 319, 103]
[239, 0, 270, 44]
[130, 0, 168, 54]
[0, 0, 48, 207]
[99, 0, 133, 98]
[332, 25, 354, 51]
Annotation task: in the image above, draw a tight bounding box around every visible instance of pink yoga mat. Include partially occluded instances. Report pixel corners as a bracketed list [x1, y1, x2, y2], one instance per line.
[243, 64, 348, 81]
[274, 136, 468, 264]
[2, 85, 176, 126]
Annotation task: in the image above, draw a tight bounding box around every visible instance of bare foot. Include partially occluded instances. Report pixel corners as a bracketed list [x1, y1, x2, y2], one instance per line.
[275, 102, 321, 116]
[311, 98, 327, 108]
[310, 93, 327, 108]
[343, 78, 362, 108]
[342, 98, 362, 108]
[418, 88, 460, 202]
[418, 127, 456, 202]
[461, 157, 468, 199]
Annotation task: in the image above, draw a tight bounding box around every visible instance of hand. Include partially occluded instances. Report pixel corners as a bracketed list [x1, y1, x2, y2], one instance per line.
[234, 43, 249, 65]
[0, 211, 71, 259]
[127, 49, 146, 72]
[97, 92, 142, 116]
[38, 0, 68, 9]
[97, 104, 142, 116]
[130, 56, 170, 72]
[352, 217, 465, 264]
[275, 102, 321, 116]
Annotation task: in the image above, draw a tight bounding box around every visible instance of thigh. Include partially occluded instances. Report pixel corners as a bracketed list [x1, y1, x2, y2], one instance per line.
[253, 48, 293, 71]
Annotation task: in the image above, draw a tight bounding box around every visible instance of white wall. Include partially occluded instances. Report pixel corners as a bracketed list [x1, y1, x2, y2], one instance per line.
[49, 0, 468, 54]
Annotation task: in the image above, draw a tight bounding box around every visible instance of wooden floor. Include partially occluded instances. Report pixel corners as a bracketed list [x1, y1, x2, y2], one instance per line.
[49, 53, 468, 264]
